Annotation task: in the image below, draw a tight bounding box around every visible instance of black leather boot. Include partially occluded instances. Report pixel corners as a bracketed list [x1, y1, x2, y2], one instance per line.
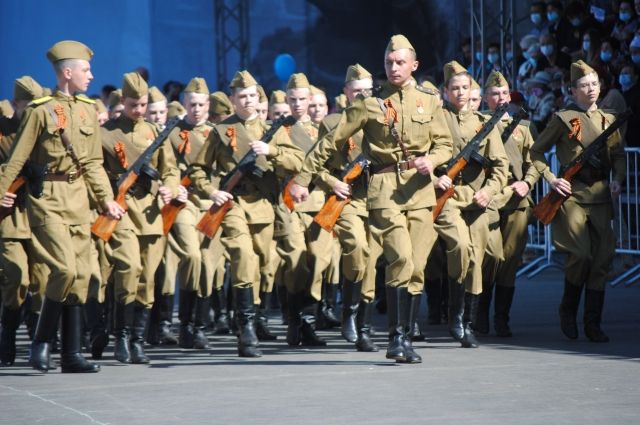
[317, 283, 340, 330]
[299, 295, 327, 346]
[559, 280, 582, 340]
[461, 293, 479, 348]
[233, 287, 262, 357]
[85, 298, 109, 360]
[29, 297, 63, 372]
[0, 307, 21, 366]
[475, 282, 493, 335]
[408, 293, 425, 341]
[179, 290, 197, 348]
[256, 291, 277, 341]
[25, 311, 39, 341]
[113, 302, 133, 364]
[210, 287, 230, 334]
[286, 291, 302, 346]
[425, 278, 443, 325]
[385, 286, 407, 361]
[494, 285, 515, 337]
[60, 305, 100, 373]
[447, 279, 465, 342]
[130, 303, 150, 364]
[584, 289, 609, 343]
[341, 280, 362, 342]
[193, 296, 210, 349]
[277, 285, 289, 325]
[157, 294, 178, 345]
[355, 301, 379, 352]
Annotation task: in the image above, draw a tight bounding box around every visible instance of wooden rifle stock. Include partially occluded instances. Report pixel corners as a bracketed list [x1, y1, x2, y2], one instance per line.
[0, 176, 27, 222]
[432, 158, 468, 220]
[532, 163, 581, 225]
[91, 172, 138, 241]
[195, 200, 232, 238]
[160, 175, 192, 235]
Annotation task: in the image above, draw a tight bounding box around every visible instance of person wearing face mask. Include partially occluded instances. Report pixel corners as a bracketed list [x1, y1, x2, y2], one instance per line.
[539, 33, 572, 73]
[546, 1, 573, 53]
[629, 34, 640, 71]
[517, 40, 550, 93]
[564, 1, 601, 54]
[525, 71, 557, 132]
[528, 2, 550, 38]
[594, 37, 625, 77]
[572, 29, 602, 64]
[612, 0, 639, 49]
[618, 64, 640, 147]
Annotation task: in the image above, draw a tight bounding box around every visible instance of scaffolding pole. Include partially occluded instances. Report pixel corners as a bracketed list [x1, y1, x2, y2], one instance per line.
[215, 0, 250, 90]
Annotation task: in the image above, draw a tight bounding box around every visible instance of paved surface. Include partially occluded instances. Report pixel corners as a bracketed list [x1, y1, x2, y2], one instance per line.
[1, 267, 639, 425]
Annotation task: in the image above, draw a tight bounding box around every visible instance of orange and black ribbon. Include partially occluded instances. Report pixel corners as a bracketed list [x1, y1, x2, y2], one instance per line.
[226, 126, 237, 152]
[53, 104, 67, 130]
[568, 118, 582, 141]
[178, 129, 191, 154]
[114, 142, 128, 168]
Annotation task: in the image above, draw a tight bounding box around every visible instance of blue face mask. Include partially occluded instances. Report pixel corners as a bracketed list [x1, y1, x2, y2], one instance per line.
[619, 74, 633, 88]
[582, 41, 591, 51]
[600, 51, 613, 62]
[531, 13, 542, 25]
[523, 51, 531, 61]
[570, 17, 581, 27]
[506, 51, 513, 62]
[540, 44, 554, 56]
[487, 53, 500, 64]
[632, 54, 640, 64]
[547, 11, 559, 23]
[475, 51, 483, 62]
[620, 12, 632, 22]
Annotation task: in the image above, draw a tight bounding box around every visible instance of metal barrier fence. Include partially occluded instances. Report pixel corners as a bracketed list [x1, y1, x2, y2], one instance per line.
[518, 148, 640, 287]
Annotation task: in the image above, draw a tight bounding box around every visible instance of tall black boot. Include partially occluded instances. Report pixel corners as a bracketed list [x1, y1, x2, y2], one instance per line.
[408, 293, 425, 341]
[584, 289, 609, 343]
[277, 285, 289, 325]
[447, 279, 465, 342]
[494, 285, 515, 337]
[25, 311, 39, 341]
[385, 286, 407, 361]
[113, 302, 133, 364]
[355, 301, 379, 352]
[425, 278, 443, 325]
[130, 303, 150, 364]
[317, 283, 340, 330]
[233, 287, 262, 357]
[60, 305, 100, 373]
[210, 287, 230, 334]
[299, 295, 327, 346]
[256, 291, 277, 341]
[157, 294, 178, 345]
[29, 297, 63, 372]
[475, 282, 493, 335]
[178, 290, 197, 348]
[341, 280, 362, 342]
[193, 296, 210, 349]
[286, 291, 302, 346]
[461, 293, 479, 348]
[559, 280, 582, 340]
[85, 298, 109, 360]
[0, 307, 21, 366]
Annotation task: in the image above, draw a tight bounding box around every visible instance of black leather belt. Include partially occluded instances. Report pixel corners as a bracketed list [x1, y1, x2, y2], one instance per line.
[43, 170, 83, 183]
[370, 159, 416, 174]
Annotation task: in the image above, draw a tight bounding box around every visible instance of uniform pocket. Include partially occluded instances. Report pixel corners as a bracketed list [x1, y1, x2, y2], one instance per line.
[411, 114, 432, 140]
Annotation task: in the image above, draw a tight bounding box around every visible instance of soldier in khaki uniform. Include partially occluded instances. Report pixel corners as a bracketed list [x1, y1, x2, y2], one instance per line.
[0, 76, 45, 365]
[146, 86, 169, 129]
[268, 90, 291, 121]
[107, 89, 124, 121]
[290, 35, 453, 363]
[101, 72, 182, 364]
[256, 85, 269, 122]
[293, 64, 379, 352]
[209, 91, 234, 124]
[475, 71, 543, 337]
[530, 61, 625, 342]
[189, 70, 303, 357]
[434, 61, 509, 349]
[0, 41, 125, 373]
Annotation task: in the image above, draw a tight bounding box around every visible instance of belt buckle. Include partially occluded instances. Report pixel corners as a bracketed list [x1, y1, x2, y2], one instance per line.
[396, 160, 409, 174]
[67, 170, 78, 183]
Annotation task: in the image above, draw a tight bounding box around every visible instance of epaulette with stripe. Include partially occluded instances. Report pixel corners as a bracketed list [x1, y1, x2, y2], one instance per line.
[75, 95, 95, 105]
[415, 85, 439, 96]
[28, 96, 53, 106]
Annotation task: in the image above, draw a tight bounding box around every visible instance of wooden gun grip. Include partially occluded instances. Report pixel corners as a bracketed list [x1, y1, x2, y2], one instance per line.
[313, 195, 350, 232]
[433, 186, 455, 220]
[160, 175, 192, 235]
[532, 190, 566, 225]
[196, 200, 232, 238]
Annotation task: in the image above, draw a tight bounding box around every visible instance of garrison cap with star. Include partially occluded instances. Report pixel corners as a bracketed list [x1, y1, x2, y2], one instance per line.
[148, 86, 167, 104]
[570, 60, 597, 84]
[443, 60, 468, 83]
[257, 85, 268, 103]
[385, 34, 415, 54]
[184, 77, 209, 95]
[345, 64, 372, 83]
[229, 70, 258, 89]
[122, 72, 148, 99]
[210, 91, 233, 115]
[107, 89, 122, 109]
[270, 90, 287, 104]
[484, 70, 509, 90]
[14, 76, 44, 101]
[309, 85, 325, 97]
[167, 101, 187, 118]
[471, 78, 480, 90]
[286, 73, 310, 90]
[46, 40, 93, 63]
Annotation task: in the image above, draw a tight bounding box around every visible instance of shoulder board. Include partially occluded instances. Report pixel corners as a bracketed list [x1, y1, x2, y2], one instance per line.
[415, 86, 438, 96]
[205, 120, 216, 127]
[75, 95, 95, 105]
[28, 96, 53, 106]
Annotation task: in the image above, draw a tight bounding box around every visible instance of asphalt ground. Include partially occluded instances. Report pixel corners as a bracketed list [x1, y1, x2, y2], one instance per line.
[1, 267, 639, 425]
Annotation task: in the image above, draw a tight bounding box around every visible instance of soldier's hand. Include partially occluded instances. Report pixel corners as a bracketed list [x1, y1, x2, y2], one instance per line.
[158, 186, 173, 205]
[176, 185, 188, 203]
[473, 189, 491, 208]
[288, 182, 309, 203]
[332, 181, 351, 200]
[104, 200, 125, 220]
[250, 140, 271, 156]
[210, 189, 233, 206]
[511, 181, 530, 198]
[435, 175, 452, 191]
[413, 156, 434, 175]
[0, 192, 16, 208]
[610, 180, 622, 198]
[550, 178, 571, 197]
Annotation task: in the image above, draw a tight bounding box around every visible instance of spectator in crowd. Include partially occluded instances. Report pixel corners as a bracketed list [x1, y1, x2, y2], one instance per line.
[629, 34, 640, 70]
[564, 1, 596, 54]
[611, 0, 639, 52]
[486, 42, 504, 74]
[593, 37, 625, 76]
[460, 37, 473, 69]
[540, 33, 573, 73]
[100, 84, 117, 107]
[525, 71, 556, 132]
[546, 1, 574, 52]
[517, 35, 549, 91]
[529, 2, 550, 38]
[573, 29, 602, 63]
[619, 63, 640, 147]
[163, 80, 184, 102]
[595, 64, 627, 114]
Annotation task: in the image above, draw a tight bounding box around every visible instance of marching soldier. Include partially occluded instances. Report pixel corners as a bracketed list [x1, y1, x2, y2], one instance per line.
[146, 86, 169, 129]
[101, 72, 182, 364]
[530, 60, 625, 342]
[268, 90, 290, 121]
[0, 41, 125, 373]
[189, 70, 303, 357]
[289, 35, 453, 363]
[209, 91, 234, 124]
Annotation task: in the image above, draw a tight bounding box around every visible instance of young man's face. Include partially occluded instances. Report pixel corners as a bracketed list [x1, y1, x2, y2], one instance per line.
[123, 95, 148, 121]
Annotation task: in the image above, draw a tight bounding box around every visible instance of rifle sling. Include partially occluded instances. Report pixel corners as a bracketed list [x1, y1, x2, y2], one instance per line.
[46, 104, 84, 175]
[376, 98, 413, 161]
